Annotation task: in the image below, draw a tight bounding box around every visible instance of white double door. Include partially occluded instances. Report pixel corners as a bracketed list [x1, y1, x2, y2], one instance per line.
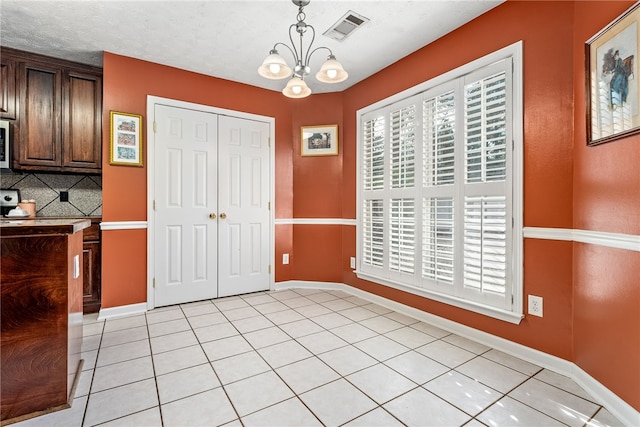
[153, 104, 270, 307]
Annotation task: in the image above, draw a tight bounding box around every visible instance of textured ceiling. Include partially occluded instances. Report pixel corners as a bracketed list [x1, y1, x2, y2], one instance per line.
[0, 0, 503, 95]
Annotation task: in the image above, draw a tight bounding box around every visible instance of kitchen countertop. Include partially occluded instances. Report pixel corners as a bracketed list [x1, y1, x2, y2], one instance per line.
[0, 218, 91, 237]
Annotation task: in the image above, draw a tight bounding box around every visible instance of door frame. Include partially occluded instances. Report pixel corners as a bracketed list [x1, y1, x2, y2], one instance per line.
[146, 95, 275, 310]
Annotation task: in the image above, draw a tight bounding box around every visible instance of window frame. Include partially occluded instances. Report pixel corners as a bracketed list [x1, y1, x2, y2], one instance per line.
[356, 41, 524, 324]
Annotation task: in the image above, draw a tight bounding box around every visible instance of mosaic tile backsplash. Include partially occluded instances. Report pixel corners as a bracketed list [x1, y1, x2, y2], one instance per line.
[1, 170, 102, 217]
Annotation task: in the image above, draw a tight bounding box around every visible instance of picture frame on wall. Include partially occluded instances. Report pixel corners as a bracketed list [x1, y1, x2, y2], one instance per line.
[586, 1, 640, 146]
[301, 124, 338, 156]
[109, 111, 143, 166]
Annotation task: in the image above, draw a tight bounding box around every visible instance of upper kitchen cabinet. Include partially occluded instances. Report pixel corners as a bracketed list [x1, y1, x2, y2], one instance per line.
[0, 56, 17, 119]
[3, 48, 103, 174]
[17, 61, 64, 169]
[63, 71, 102, 171]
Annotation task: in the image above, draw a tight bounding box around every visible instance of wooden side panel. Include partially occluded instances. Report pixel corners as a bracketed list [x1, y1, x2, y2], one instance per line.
[0, 235, 68, 421]
[67, 232, 83, 399]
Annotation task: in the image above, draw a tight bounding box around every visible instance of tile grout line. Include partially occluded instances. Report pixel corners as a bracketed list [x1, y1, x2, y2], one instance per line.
[70, 290, 611, 427]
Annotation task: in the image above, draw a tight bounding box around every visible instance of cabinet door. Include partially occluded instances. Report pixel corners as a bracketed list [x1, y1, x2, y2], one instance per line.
[17, 62, 62, 167]
[0, 57, 16, 119]
[63, 71, 102, 170]
[82, 239, 101, 313]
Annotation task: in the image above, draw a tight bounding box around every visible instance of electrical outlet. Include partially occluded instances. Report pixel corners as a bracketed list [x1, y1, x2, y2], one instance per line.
[282, 253, 289, 265]
[60, 191, 69, 202]
[528, 295, 543, 317]
[350, 257, 356, 269]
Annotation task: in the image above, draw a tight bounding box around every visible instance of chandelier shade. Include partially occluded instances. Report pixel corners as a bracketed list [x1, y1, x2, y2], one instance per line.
[258, 0, 348, 98]
[282, 77, 312, 98]
[316, 55, 348, 83]
[257, 50, 292, 80]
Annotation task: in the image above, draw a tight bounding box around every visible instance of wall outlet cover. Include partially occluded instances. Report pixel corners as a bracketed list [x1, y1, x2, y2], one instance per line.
[350, 257, 356, 269]
[282, 253, 289, 265]
[528, 295, 543, 317]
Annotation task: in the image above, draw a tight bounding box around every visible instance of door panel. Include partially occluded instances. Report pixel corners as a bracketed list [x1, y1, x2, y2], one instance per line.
[218, 115, 270, 297]
[154, 105, 218, 307]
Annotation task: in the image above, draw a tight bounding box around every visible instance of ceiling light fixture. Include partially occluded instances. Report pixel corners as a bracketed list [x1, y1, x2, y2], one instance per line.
[258, 0, 348, 99]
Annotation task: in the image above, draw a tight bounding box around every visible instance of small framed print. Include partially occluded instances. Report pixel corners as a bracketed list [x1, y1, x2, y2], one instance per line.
[586, 1, 640, 146]
[301, 124, 338, 156]
[110, 111, 143, 166]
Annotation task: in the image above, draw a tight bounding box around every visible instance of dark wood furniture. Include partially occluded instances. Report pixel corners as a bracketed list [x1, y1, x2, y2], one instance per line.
[0, 47, 102, 173]
[82, 219, 101, 313]
[0, 219, 89, 424]
[0, 56, 16, 119]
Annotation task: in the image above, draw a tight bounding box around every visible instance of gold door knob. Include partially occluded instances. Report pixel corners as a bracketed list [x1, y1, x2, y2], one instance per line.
[219, 213, 227, 220]
[209, 213, 216, 220]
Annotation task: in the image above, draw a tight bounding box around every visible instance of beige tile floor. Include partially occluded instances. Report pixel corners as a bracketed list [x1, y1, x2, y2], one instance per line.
[12, 288, 624, 427]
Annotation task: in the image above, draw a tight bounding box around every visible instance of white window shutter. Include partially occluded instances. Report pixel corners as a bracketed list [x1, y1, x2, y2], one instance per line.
[356, 42, 522, 322]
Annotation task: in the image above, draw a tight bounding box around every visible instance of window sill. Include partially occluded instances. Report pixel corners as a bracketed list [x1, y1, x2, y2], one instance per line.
[355, 271, 524, 324]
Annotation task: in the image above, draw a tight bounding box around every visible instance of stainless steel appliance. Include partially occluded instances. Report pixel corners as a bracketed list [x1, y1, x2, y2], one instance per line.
[1, 189, 20, 216]
[0, 120, 10, 169]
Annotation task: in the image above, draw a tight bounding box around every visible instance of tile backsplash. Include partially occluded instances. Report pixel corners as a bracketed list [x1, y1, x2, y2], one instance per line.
[1, 171, 102, 217]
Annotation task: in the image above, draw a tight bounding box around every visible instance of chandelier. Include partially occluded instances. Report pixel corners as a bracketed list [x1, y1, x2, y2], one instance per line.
[258, 0, 348, 98]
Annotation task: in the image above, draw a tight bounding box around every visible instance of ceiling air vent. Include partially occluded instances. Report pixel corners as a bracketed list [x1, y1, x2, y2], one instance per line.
[323, 11, 369, 41]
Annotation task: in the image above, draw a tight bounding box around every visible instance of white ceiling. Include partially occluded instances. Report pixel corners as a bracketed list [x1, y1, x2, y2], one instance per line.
[0, 0, 503, 95]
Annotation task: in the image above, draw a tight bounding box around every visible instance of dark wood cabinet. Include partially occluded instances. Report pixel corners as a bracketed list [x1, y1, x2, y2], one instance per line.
[17, 61, 63, 168]
[82, 222, 101, 313]
[63, 71, 102, 170]
[0, 56, 16, 119]
[1, 47, 102, 173]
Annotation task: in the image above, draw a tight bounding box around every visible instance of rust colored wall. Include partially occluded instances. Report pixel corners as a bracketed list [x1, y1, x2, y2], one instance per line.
[99, 0, 639, 411]
[101, 229, 147, 307]
[102, 53, 294, 307]
[287, 92, 345, 283]
[343, 0, 576, 358]
[572, 0, 640, 410]
[339, 0, 639, 410]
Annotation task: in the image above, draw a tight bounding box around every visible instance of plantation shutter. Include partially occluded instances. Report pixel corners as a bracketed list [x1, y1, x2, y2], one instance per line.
[388, 102, 418, 280]
[356, 42, 521, 322]
[461, 59, 512, 308]
[361, 114, 386, 274]
[421, 86, 457, 292]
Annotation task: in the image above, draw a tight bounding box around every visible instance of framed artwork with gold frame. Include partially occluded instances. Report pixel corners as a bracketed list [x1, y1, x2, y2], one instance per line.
[586, 1, 640, 146]
[110, 111, 143, 166]
[301, 124, 338, 156]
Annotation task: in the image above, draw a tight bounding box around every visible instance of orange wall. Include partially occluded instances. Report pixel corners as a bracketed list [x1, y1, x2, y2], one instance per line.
[288, 93, 345, 282]
[339, 0, 638, 410]
[100, 0, 639, 411]
[343, 0, 576, 358]
[571, 0, 640, 410]
[102, 53, 296, 303]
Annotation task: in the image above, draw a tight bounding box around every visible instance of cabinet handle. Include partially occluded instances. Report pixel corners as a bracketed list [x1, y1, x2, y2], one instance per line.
[219, 213, 227, 220]
[209, 213, 216, 220]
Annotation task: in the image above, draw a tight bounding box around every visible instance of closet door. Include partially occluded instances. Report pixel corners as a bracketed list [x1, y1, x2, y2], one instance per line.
[153, 105, 219, 306]
[217, 115, 271, 297]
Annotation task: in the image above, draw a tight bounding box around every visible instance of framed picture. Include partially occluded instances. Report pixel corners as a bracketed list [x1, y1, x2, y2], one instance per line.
[586, 1, 640, 146]
[301, 124, 338, 156]
[110, 111, 143, 166]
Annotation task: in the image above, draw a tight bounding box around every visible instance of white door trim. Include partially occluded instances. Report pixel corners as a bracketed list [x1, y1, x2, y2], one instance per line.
[146, 95, 275, 310]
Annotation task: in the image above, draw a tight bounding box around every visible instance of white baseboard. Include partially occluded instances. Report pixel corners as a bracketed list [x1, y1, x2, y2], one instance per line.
[274, 280, 639, 426]
[97, 302, 147, 320]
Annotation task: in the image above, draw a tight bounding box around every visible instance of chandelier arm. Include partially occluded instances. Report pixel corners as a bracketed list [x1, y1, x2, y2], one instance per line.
[272, 42, 298, 65]
[302, 25, 317, 67]
[307, 46, 334, 64]
[288, 23, 303, 65]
